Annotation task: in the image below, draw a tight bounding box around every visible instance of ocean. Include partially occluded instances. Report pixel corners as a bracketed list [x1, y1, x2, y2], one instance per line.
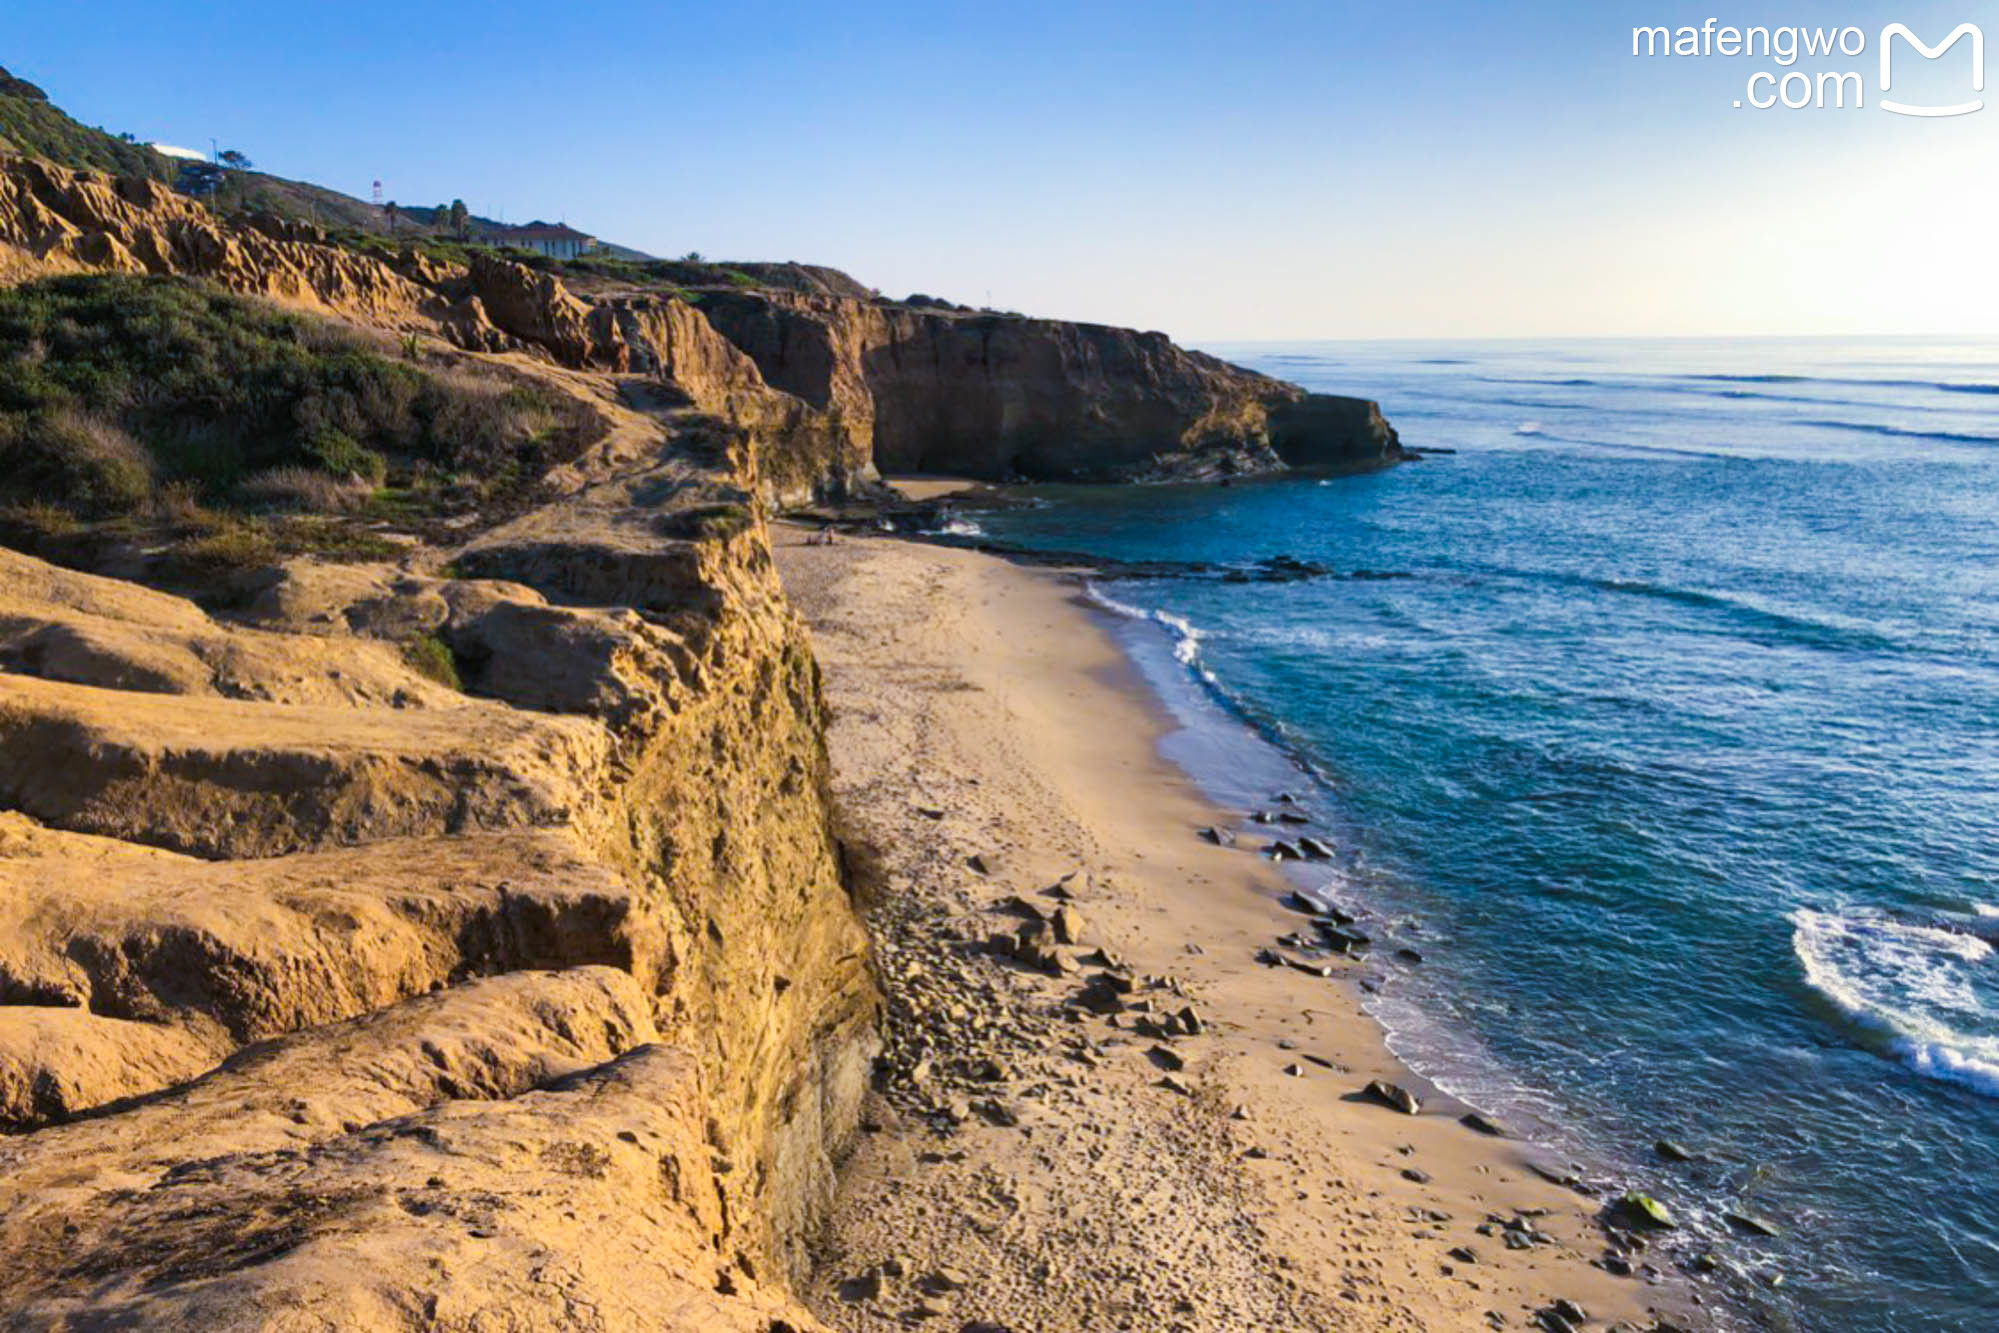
[961, 337, 1999, 1333]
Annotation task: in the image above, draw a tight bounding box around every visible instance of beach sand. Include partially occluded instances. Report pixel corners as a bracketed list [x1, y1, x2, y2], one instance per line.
[775, 521, 1699, 1333]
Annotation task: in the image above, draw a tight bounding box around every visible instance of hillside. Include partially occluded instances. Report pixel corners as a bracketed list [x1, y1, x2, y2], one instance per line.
[0, 62, 663, 253]
[0, 64, 171, 181]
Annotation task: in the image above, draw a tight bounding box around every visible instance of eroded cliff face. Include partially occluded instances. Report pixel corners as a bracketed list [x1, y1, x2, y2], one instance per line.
[0, 377, 876, 1328]
[0, 154, 439, 321]
[696, 289, 1405, 481]
[0, 153, 1402, 504]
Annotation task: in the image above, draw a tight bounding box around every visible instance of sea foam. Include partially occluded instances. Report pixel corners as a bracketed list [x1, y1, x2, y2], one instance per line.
[1792, 908, 1999, 1097]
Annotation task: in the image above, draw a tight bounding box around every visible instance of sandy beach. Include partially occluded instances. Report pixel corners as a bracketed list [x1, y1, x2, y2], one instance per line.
[775, 519, 1703, 1333]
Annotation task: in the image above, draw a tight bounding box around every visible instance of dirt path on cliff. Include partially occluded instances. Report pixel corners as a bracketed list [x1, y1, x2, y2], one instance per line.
[775, 525, 1704, 1333]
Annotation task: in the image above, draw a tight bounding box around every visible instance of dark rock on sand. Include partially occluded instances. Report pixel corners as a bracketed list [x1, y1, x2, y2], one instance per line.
[1364, 1079, 1421, 1115]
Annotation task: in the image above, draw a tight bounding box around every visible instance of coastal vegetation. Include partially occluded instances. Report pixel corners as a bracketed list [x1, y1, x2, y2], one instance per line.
[0, 65, 171, 181]
[0, 272, 599, 522]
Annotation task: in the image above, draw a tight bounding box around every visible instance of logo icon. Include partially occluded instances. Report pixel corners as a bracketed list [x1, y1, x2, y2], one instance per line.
[1879, 22, 1984, 116]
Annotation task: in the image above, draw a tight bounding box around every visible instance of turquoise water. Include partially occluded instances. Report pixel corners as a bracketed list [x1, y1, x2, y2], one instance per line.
[969, 338, 1999, 1333]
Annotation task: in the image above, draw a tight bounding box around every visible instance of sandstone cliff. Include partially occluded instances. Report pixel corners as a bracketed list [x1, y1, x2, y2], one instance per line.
[0, 153, 1402, 504]
[695, 289, 1404, 481]
[0, 378, 877, 1328]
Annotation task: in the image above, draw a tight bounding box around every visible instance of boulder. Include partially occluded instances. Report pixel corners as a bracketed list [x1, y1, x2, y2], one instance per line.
[1363, 1079, 1421, 1115]
[1612, 1192, 1678, 1231]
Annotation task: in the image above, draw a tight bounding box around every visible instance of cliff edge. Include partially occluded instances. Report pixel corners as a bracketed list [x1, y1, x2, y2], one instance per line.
[0, 143, 1404, 1330]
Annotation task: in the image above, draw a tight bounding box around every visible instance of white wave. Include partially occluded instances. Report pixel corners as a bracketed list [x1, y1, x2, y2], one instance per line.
[1514, 421, 1543, 436]
[1082, 582, 1207, 670]
[1793, 908, 1999, 1096]
[1975, 904, 1999, 919]
[927, 517, 984, 537]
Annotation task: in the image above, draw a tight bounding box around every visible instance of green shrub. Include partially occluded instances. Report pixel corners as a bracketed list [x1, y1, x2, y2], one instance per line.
[299, 426, 387, 485]
[0, 408, 153, 515]
[401, 633, 463, 690]
[0, 272, 603, 517]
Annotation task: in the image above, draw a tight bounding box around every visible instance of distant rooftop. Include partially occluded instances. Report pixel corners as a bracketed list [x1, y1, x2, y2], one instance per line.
[488, 220, 595, 242]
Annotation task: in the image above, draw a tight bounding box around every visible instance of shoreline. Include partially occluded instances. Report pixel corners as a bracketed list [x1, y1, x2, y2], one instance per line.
[774, 521, 1706, 1333]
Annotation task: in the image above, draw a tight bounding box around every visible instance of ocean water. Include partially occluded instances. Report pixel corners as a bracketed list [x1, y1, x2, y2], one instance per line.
[965, 338, 1999, 1333]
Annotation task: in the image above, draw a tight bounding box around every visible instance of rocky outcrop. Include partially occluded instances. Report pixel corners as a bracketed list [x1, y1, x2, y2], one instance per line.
[591, 292, 878, 505]
[697, 289, 1405, 481]
[1268, 392, 1403, 469]
[0, 394, 876, 1326]
[0, 154, 439, 322]
[0, 970, 810, 1331]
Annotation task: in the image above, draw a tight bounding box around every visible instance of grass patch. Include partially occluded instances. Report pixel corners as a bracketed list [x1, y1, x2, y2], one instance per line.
[661, 502, 753, 542]
[171, 521, 279, 573]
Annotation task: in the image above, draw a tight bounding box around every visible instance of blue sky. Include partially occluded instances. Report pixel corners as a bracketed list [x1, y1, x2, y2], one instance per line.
[3, 1, 1993, 339]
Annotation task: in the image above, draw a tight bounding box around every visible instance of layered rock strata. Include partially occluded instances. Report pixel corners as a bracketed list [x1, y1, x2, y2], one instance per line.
[0, 406, 877, 1328]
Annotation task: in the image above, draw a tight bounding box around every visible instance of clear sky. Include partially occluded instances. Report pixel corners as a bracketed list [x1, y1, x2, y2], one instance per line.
[3, 1, 1994, 340]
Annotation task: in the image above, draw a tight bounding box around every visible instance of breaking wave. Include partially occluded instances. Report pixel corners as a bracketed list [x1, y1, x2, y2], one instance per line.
[1793, 908, 1999, 1097]
[1083, 583, 1207, 671]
